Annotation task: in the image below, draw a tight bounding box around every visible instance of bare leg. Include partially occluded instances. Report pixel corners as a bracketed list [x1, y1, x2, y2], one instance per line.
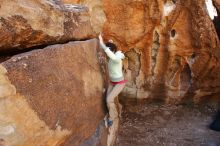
[104, 83, 114, 127]
[107, 83, 114, 97]
[106, 83, 125, 121]
[116, 96, 123, 118]
[106, 83, 125, 146]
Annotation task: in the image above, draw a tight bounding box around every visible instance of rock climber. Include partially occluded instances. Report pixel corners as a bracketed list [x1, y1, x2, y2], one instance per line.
[98, 34, 126, 127]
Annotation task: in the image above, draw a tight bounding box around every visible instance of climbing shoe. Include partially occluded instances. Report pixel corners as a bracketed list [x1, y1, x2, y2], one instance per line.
[107, 120, 113, 127]
[103, 115, 113, 127]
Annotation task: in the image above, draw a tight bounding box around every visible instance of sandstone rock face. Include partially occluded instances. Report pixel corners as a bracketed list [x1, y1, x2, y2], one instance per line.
[0, 0, 94, 53]
[213, 0, 220, 38]
[103, 0, 220, 103]
[0, 39, 107, 146]
[214, 0, 220, 9]
[61, 0, 106, 34]
[62, 0, 80, 3]
[64, 0, 220, 103]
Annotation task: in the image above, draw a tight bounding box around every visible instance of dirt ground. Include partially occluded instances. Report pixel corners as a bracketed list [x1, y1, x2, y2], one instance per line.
[116, 100, 220, 146]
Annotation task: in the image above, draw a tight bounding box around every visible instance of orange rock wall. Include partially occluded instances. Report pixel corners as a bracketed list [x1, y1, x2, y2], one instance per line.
[63, 0, 220, 103]
[105, 0, 220, 103]
[62, 0, 106, 34]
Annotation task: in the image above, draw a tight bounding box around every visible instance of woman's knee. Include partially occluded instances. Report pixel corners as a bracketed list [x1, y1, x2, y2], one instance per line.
[106, 96, 115, 104]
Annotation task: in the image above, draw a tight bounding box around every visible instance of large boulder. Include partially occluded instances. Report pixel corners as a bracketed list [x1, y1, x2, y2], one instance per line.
[0, 39, 107, 146]
[63, 0, 220, 104]
[61, 0, 106, 34]
[0, 0, 95, 53]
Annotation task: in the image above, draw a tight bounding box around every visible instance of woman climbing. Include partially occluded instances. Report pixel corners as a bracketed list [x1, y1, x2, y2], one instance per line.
[99, 34, 126, 124]
[99, 34, 126, 146]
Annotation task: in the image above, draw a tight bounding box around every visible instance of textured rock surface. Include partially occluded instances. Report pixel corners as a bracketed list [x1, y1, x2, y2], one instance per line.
[0, 0, 94, 52]
[0, 39, 107, 146]
[213, 0, 220, 38]
[102, 0, 220, 103]
[214, 0, 220, 9]
[61, 0, 106, 34]
[67, 0, 220, 103]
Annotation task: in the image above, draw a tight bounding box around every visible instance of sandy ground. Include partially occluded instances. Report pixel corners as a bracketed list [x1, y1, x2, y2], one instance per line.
[116, 100, 220, 146]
